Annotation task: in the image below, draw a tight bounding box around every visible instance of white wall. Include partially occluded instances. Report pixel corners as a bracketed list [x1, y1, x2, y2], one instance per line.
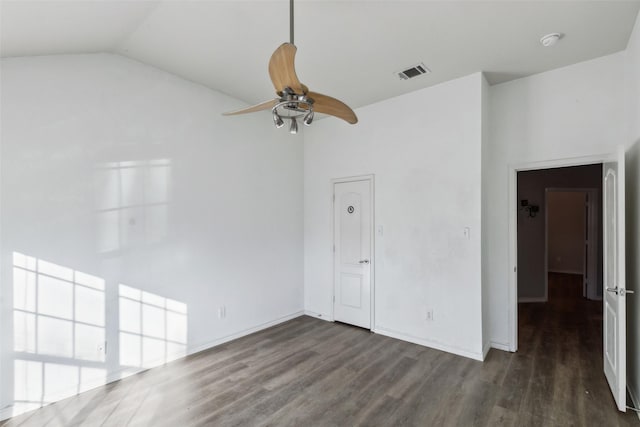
[0, 53, 303, 419]
[624, 10, 640, 411]
[304, 73, 484, 360]
[486, 52, 627, 348]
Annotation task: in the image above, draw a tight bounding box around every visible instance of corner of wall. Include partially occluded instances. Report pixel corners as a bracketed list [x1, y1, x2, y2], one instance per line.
[480, 72, 491, 352]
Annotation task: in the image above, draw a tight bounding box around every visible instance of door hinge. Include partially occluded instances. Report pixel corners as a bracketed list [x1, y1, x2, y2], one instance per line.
[332, 194, 335, 202]
[333, 295, 335, 302]
[514, 266, 517, 273]
[333, 244, 335, 253]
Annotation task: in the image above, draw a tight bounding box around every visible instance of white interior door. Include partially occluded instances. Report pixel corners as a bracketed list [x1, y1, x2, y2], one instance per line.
[333, 179, 372, 329]
[603, 147, 627, 412]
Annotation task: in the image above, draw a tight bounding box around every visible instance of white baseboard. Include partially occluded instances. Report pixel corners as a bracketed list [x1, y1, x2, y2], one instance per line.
[0, 407, 14, 422]
[373, 326, 483, 361]
[187, 311, 304, 355]
[303, 310, 333, 322]
[627, 383, 640, 420]
[0, 406, 14, 422]
[490, 341, 511, 352]
[518, 297, 547, 303]
[0, 310, 305, 422]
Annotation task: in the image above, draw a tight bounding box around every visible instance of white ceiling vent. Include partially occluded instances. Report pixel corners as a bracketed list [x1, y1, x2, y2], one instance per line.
[397, 63, 431, 80]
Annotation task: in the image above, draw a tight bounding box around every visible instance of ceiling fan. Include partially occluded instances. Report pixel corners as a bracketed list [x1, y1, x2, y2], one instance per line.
[223, 0, 358, 133]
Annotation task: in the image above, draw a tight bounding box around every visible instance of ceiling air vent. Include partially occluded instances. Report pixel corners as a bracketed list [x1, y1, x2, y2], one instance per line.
[397, 63, 431, 80]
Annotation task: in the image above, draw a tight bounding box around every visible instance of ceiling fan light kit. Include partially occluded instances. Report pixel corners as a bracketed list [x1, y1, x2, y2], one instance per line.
[223, 0, 357, 132]
[271, 87, 315, 134]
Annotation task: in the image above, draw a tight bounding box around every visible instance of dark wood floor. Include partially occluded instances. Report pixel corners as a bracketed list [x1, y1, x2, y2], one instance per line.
[2, 272, 638, 426]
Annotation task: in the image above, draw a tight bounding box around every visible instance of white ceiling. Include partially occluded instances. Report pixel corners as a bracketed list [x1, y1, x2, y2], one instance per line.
[2, 1, 639, 109]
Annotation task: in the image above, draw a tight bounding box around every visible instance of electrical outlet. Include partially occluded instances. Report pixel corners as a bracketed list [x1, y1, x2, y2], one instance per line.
[426, 309, 434, 321]
[218, 306, 226, 319]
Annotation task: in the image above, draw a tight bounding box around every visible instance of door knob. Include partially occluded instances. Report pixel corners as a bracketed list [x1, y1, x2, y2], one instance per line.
[607, 287, 635, 296]
[359, 259, 370, 264]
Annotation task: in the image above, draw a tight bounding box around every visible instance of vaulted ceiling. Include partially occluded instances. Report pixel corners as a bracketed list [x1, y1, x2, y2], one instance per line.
[2, 1, 639, 109]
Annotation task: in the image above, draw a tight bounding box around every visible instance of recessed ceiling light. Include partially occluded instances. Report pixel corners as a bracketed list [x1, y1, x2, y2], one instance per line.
[540, 33, 563, 47]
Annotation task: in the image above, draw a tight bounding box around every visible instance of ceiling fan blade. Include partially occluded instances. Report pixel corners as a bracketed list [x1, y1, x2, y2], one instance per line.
[308, 92, 358, 124]
[222, 99, 276, 116]
[269, 43, 306, 95]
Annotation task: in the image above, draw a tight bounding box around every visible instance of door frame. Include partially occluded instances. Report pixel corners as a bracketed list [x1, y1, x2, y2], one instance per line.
[544, 187, 599, 301]
[508, 153, 615, 352]
[331, 174, 375, 330]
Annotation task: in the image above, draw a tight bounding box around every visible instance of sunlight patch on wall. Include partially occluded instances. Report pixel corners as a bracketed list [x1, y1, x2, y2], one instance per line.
[119, 284, 187, 370]
[12, 252, 107, 415]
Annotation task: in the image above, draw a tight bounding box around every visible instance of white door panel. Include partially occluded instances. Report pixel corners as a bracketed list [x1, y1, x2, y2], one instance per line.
[334, 179, 372, 329]
[603, 147, 627, 412]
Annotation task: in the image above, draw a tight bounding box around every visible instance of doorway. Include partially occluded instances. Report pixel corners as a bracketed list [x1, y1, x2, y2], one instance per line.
[515, 164, 603, 307]
[508, 149, 629, 411]
[332, 175, 374, 329]
[545, 188, 599, 301]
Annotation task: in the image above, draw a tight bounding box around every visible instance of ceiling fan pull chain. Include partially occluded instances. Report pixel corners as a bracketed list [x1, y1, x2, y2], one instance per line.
[290, 0, 294, 45]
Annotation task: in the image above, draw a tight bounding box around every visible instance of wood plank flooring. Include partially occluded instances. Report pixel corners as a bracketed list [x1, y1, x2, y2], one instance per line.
[2, 272, 638, 426]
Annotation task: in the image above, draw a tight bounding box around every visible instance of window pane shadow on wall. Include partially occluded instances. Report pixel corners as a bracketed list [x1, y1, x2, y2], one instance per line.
[94, 159, 171, 254]
[118, 284, 187, 372]
[6, 252, 188, 420]
[12, 252, 107, 416]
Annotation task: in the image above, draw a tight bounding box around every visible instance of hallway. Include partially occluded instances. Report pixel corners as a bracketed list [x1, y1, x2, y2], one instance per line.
[516, 272, 638, 425]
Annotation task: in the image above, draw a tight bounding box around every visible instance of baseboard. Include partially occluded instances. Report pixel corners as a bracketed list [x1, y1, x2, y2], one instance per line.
[0, 407, 14, 422]
[518, 297, 547, 303]
[373, 326, 484, 361]
[187, 311, 305, 355]
[627, 383, 640, 420]
[0, 310, 305, 422]
[490, 341, 511, 352]
[303, 310, 333, 322]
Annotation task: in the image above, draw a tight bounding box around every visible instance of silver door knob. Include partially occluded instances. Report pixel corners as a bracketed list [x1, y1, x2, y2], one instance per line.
[607, 287, 635, 296]
[359, 259, 370, 264]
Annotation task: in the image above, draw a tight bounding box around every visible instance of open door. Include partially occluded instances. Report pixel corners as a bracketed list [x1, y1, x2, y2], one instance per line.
[603, 146, 628, 412]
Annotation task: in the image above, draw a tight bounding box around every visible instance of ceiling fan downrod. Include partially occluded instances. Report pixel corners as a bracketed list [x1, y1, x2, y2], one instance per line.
[270, 0, 314, 134]
[290, 0, 294, 45]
